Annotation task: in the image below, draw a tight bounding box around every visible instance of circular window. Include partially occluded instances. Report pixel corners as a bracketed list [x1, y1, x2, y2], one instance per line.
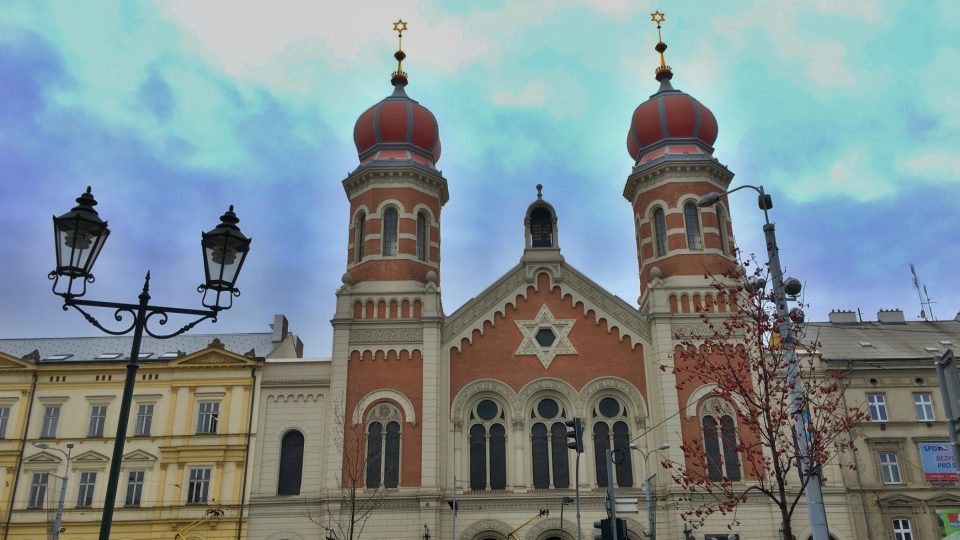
[477, 399, 498, 421]
[598, 397, 620, 418]
[537, 398, 559, 419]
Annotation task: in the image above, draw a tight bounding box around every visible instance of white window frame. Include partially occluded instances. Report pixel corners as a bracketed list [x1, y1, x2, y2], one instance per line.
[135, 403, 154, 436]
[28, 472, 48, 508]
[76, 471, 97, 507]
[914, 393, 935, 422]
[867, 393, 888, 422]
[88, 404, 108, 437]
[0, 406, 9, 438]
[195, 401, 220, 435]
[125, 470, 144, 507]
[893, 518, 913, 540]
[879, 452, 902, 484]
[41, 406, 60, 438]
[186, 467, 212, 504]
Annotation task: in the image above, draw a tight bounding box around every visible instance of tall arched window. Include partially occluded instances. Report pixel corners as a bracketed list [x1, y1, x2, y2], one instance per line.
[701, 398, 741, 482]
[381, 207, 398, 256]
[365, 403, 402, 488]
[529, 206, 554, 248]
[653, 207, 667, 256]
[468, 399, 507, 490]
[716, 205, 729, 255]
[592, 397, 633, 487]
[278, 430, 304, 495]
[416, 211, 429, 261]
[354, 212, 366, 262]
[684, 202, 702, 250]
[530, 397, 569, 489]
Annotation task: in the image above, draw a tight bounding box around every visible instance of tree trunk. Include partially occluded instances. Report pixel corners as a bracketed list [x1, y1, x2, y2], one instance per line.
[781, 504, 793, 540]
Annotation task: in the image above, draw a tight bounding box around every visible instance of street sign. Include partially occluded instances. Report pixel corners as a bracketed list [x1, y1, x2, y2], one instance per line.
[615, 497, 638, 514]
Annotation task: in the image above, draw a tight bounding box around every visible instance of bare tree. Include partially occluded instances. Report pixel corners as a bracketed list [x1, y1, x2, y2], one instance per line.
[306, 395, 386, 540]
[664, 258, 866, 539]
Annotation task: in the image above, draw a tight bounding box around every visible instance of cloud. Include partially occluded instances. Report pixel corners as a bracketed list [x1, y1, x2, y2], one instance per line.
[898, 151, 960, 179]
[491, 82, 546, 106]
[783, 148, 895, 202]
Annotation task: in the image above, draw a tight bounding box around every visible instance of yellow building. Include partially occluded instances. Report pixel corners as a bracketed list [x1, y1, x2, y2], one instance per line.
[0, 314, 301, 540]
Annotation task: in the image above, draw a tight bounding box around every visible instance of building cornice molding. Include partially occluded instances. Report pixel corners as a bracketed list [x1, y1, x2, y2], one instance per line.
[623, 159, 734, 204]
[343, 164, 449, 205]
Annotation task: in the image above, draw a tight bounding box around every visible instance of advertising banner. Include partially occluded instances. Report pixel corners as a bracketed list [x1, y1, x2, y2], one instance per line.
[938, 508, 960, 539]
[918, 441, 957, 481]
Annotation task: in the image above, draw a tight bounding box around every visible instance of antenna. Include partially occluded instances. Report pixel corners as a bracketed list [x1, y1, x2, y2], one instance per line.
[910, 263, 936, 321]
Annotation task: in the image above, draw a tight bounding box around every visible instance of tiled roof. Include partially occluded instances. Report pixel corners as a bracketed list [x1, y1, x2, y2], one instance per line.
[806, 320, 960, 362]
[0, 333, 278, 364]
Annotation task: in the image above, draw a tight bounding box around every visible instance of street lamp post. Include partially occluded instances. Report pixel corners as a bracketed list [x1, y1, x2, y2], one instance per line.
[697, 185, 830, 540]
[33, 442, 73, 540]
[630, 442, 668, 540]
[48, 187, 252, 540]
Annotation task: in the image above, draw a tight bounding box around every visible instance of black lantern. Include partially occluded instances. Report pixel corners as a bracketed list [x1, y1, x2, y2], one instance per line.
[200, 205, 251, 308]
[423, 525, 430, 540]
[52, 187, 110, 295]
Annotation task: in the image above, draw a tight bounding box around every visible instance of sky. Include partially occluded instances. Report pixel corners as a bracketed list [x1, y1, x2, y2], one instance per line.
[1, 0, 958, 358]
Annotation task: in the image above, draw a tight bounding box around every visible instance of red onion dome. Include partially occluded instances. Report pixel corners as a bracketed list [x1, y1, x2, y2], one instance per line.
[626, 73, 718, 165]
[353, 76, 441, 168]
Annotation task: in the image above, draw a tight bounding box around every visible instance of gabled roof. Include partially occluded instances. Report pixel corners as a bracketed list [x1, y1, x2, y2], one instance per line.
[807, 319, 960, 363]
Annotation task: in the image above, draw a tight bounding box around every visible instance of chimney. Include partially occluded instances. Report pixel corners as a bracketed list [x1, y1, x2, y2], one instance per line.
[828, 310, 858, 324]
[271, 314, 289, 342]
[877, 309, 905, 324]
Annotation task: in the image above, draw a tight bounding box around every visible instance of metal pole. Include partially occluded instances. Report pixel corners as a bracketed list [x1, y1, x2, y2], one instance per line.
[605, 449, 618, 540]
[934, 350, 960, 475]
[451, 472, 456, 540]
[51, 444, 72, 540]
[763, 218, 829, 540]
[574, 452, 581, 540]
[98, 275, 150, 540]
[646, 474, 655, 540]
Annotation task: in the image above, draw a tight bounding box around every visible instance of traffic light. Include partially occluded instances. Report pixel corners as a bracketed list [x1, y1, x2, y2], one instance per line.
[565, 418, 583, 453]
[592, 517, 627, 540]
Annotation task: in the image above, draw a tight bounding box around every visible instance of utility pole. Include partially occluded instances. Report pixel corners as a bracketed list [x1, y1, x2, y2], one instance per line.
[33, 442, 73, 540]
[606, 449, 618, 540]
[935, 349, 960, 473]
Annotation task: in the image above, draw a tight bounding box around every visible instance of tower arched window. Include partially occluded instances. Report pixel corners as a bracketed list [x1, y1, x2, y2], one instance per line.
[416, 211, 429, 261]
[684, 201, 702, 250]
[468, 399, 507, 491]
[382, 207, 398, 256]
[530, 397, 569, 489]
[354, 212, 366, 262]
[653, 207, 667, 256]
[529, 206, 554, 248]
[716, 205, 729, 255]
[592, 397, 634, 487]
[700, 398, 741, 482]
[365, 403, 402, 488]
[278, 430, 304, 495]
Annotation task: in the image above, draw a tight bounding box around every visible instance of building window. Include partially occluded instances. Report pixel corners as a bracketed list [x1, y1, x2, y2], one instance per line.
[893, 518, 913, 540]
[187, 468, 211, 504]
[278, 430, 304, 496]
[879, 452, 902, 484]
[531, 397, 570, 489]
[28, 472, 48, 508]
[88, 405, 107, 437]
[716, 205, 729, 255]
[914, 393, 935, 422]
[125, 471, 144, 507]
[355, 211, 366, 262]
[683, 202, 702, 250]
[416, 211, 429, 261]
[196, 401, 220, 434]
[381, 207, 398, 256]
[592, 397, 633, 488]
[76, 471, 96, 507]
[867, 394, 888, 422]
[365, 403, 402, 489]
[529, 206, 554, 248]
[0, 406, 9, 438]
[41, 406, 60, 438]
[653, 207, 667, 256]
[468, 399, 507, 491]
[135, 403, 154, 436]
[701, 399, 741, 482]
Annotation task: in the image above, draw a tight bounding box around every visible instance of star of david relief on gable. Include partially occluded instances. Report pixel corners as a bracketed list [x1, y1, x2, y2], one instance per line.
[514, 304, 577, 369]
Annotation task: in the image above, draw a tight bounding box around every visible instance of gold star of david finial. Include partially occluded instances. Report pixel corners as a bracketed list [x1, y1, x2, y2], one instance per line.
[393, 19, 408, 35]
[391, 19, 409, 84]
[650, 10, 666, 25]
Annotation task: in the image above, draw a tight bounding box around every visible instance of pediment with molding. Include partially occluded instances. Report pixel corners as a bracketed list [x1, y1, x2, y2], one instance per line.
[24, 451, 61, 464]
[878, 493, 922, 507]
[122, 449, 158, 463]
[73, 450, 110, 464]
[443, 262, 650, 352]
[0, 352, 35, 370]
[169, 347, 259, 368]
